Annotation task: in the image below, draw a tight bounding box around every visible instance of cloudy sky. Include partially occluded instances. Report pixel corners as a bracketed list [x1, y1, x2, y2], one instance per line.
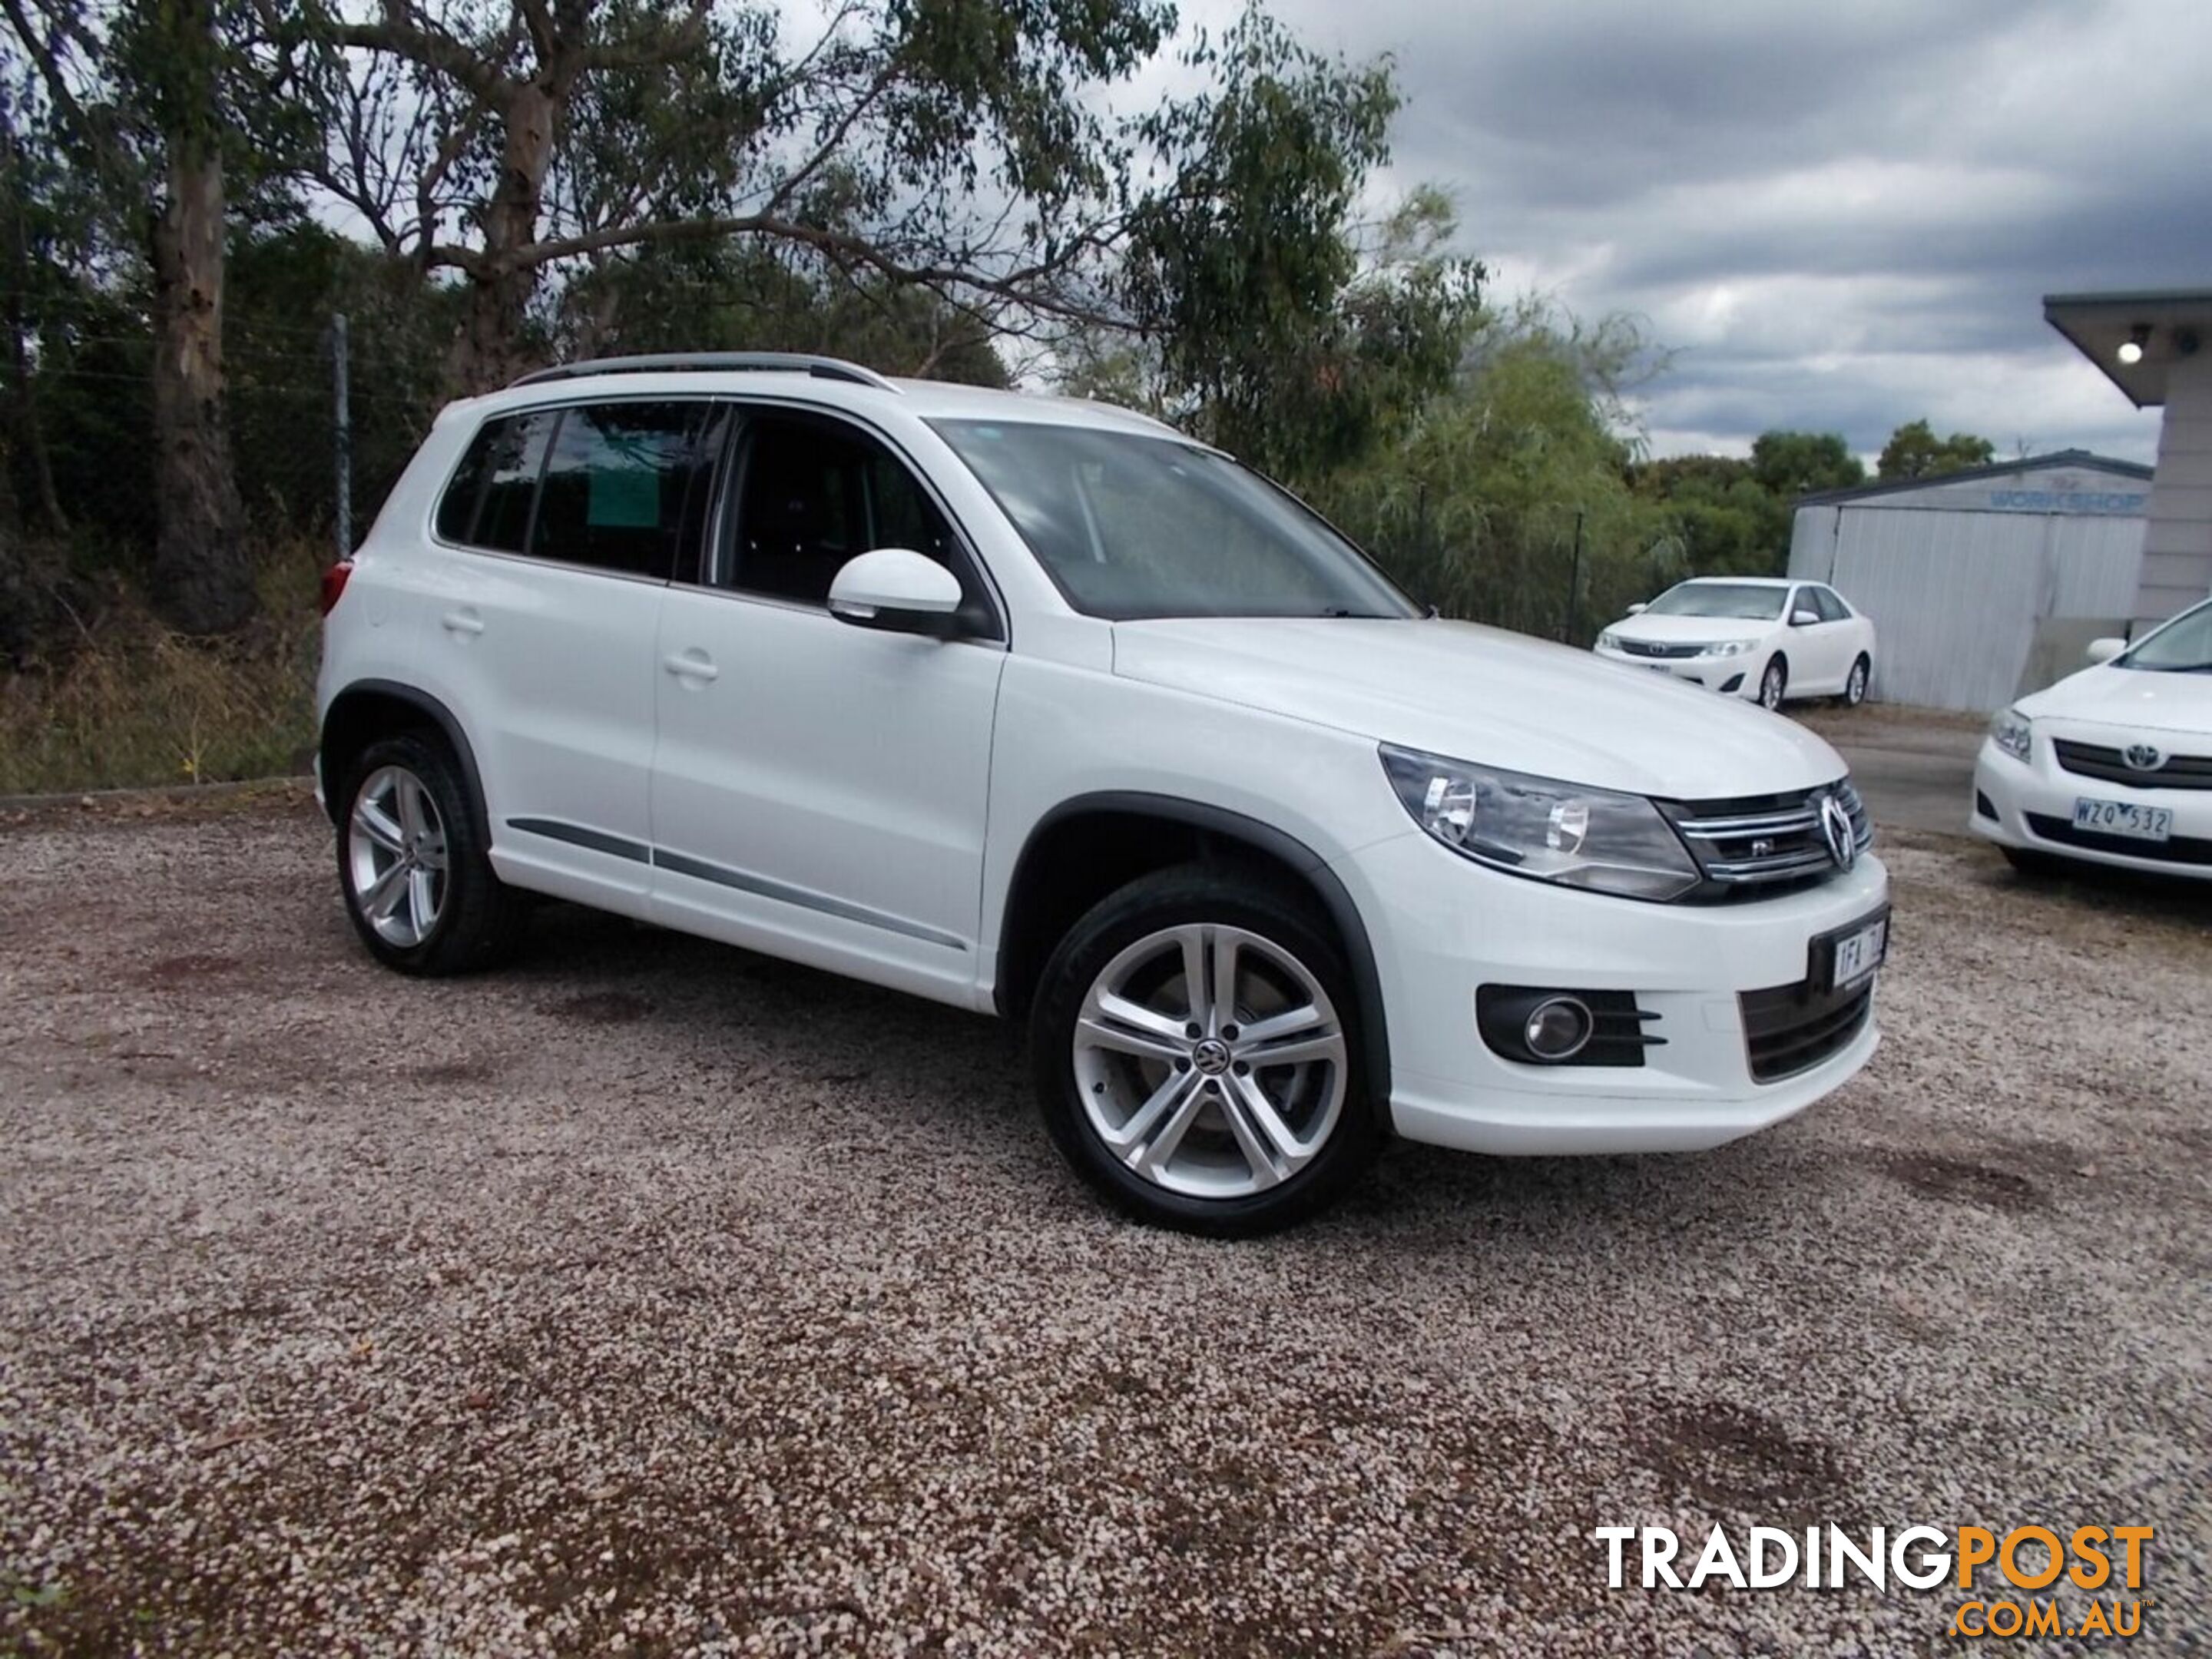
[1181, 0, 2210, 465]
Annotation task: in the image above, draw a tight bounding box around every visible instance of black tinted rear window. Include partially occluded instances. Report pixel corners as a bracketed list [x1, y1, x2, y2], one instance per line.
[435, 412, 556, 552]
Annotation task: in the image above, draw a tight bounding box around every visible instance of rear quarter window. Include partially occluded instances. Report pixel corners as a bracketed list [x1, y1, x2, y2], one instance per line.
[435, 412, 557, 552]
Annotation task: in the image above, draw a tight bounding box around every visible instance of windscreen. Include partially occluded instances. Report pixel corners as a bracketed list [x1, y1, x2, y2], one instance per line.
[930, 419, 1418, 621]
[2118, 598, 2212, 672]
[1643, 582, 1789, 621]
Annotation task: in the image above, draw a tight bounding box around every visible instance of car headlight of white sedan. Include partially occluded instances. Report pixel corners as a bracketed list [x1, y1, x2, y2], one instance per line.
[1700, 640, 1754, 657]
[1989, 707, 2033, 763]
[1379, 743, 1703, 901]
[1596, 631, 1621, 651]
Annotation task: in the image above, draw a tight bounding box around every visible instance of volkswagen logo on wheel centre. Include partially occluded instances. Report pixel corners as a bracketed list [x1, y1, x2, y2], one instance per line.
[1819, 792, 1856, 870]
[2124, 743, 2164, 772]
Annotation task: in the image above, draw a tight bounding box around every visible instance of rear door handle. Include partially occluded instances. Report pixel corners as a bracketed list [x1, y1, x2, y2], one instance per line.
[664, 650, 718, 683]
[440, 608, 485, 636]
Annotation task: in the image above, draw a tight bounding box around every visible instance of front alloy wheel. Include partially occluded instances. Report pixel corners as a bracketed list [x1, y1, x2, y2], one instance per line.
[1759, 658, 1788, 710]
[1031, 865, 1379, 1235]
[1074, 922, 1347, 1199]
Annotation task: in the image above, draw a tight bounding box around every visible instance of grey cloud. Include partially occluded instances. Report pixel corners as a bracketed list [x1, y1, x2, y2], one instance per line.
[1184, 0, 2201, 459]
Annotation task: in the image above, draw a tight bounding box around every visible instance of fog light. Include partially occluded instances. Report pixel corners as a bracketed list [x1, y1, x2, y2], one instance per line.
[1523, 996, 1594, 1061]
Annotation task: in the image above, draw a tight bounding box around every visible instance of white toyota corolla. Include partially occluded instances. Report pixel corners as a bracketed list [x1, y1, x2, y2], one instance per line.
[1594, 577, 1877, 711]
[1972, 595, 2212, 878]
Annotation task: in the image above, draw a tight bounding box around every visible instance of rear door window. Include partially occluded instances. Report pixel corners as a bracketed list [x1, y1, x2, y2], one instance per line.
[528, 402, 707, 580]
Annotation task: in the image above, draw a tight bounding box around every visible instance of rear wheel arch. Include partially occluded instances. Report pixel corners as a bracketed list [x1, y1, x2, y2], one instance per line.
[320, 680, 492, 847]
[995, 793, 1391, 1108]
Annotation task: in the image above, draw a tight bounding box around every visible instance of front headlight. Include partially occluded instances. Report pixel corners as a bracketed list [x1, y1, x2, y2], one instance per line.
[1379, 743, 1703, 902]
[1596, 631, 1621, 651]
[1989, 707, 2033, 763]
[1702, 640, 1753, 657]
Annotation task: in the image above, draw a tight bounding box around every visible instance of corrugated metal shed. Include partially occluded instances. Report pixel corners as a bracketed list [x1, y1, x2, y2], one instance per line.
[1788, 452, 2150, 713]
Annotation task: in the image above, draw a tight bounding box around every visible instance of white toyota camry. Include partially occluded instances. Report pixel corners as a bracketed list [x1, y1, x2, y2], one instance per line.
[1594, 577, 1877, 711]
[1972, 595, 2212, 879]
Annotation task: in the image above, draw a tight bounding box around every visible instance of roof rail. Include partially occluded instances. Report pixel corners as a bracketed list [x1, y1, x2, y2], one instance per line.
[508, 352, 899, 392]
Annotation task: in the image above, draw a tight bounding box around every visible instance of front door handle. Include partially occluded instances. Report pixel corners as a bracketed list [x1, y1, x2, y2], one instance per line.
[441, 608, 485, 637]
[664, 650, 719, 683]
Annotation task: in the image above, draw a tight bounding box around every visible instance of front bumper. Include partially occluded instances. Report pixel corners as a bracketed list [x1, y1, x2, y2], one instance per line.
[1336, 830, 1887, 1155]
[1970, 733, 2212, 878]
[1592, 643, 1760, 698]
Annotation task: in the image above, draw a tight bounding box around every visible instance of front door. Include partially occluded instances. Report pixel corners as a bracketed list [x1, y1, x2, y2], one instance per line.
[648, 405, 1008, 1004]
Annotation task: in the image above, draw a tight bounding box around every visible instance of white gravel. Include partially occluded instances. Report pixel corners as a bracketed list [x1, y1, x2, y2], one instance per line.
[1, 794, 2206, 1654]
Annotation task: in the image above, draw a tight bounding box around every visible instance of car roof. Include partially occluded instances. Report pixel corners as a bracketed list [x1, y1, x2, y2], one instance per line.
[440, 359, 1190, 443]
[1673, 575, 1797, 588]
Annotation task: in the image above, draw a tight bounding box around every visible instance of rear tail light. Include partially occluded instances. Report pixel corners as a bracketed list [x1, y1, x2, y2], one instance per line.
[319, 559, 353, 616]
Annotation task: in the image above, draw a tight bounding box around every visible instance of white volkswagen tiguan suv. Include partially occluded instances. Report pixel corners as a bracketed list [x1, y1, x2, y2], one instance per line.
[316, 354, 1889, 1234]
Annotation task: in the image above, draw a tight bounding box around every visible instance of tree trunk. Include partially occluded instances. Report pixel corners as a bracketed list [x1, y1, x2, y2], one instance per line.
[147, 0, 248, 637]
[445, 83, 558, 395]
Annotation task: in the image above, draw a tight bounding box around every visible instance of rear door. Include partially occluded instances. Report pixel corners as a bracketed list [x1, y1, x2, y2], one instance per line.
[648, 404, 1007, 1003]
[422, 398, 715, 907]
[1803, 584, 1857, 690]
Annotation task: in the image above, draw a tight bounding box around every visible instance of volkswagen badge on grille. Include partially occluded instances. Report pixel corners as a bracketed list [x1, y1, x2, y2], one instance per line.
[2124, 743, 2163, 772]
[1819, 793, 1856, 869]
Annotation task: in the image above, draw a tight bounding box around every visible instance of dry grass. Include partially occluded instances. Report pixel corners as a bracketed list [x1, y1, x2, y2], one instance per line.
[0, 545, 322, 796]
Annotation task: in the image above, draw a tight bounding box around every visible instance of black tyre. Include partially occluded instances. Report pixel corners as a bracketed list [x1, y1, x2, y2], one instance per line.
[336, 732, 525, 975]
[1029, 863, 1381, 1237]
[1758, 656, 1789, 711]
[2001, 846, 2066, 879]
[1841, 654, 1871, 707]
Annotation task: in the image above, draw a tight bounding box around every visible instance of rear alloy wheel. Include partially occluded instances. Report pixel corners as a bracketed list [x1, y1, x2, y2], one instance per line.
[349, 763, 449, 949]
[1031, 865, 1379, 1235]
[1842, 655, 1870, 707]
[1759, 657, 1788, 711]
[339, 733, 524, 975]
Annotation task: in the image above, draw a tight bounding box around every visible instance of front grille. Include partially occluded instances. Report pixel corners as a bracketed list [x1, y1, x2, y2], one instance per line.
[1617, 639, 1704, 659]
[1740, 978, 1875, 1082]
[2024, 813, 2212, 866]
[2052, 739, 2212, 791]
[1661, 780, 1873, 899]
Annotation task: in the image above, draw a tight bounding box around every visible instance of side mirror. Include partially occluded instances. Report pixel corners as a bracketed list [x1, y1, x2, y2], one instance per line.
[1790, 608, 1820, 627]
[1624, 601, 1647, 615]
[2085, 636, 2125, 665]
[827, 548, 965, 638]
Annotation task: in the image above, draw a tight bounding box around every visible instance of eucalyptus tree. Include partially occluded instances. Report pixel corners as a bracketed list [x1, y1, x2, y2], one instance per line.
[298, 0, 1180, 391]
[0, 0, 303, 633]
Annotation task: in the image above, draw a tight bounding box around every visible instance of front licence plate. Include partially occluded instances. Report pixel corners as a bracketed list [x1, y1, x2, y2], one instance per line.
[1825, 916, 1888, 992]
[2071, 796, 2173, 843]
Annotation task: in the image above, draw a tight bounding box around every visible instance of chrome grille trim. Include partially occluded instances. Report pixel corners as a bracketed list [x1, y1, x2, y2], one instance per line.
[1661, 780, 1873, 895]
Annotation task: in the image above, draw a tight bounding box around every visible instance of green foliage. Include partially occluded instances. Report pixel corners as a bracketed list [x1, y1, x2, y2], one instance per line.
[1633, 456, 1788, 578]
[556, 242, 1010, 385]
[1121, 14, 1481, 478]
[1624, 429, 1863, 584]
[1750, 430, 1863, 498]
[1307, 300, 1663, 640]
[1878, 417, 1994, 479]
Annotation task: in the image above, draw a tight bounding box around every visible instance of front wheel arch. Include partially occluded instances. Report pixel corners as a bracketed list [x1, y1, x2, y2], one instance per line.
[996, 793, 1391, 1111]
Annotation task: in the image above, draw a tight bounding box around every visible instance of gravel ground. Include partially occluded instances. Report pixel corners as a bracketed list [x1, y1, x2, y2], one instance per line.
[2, 792, 2207, 1656]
